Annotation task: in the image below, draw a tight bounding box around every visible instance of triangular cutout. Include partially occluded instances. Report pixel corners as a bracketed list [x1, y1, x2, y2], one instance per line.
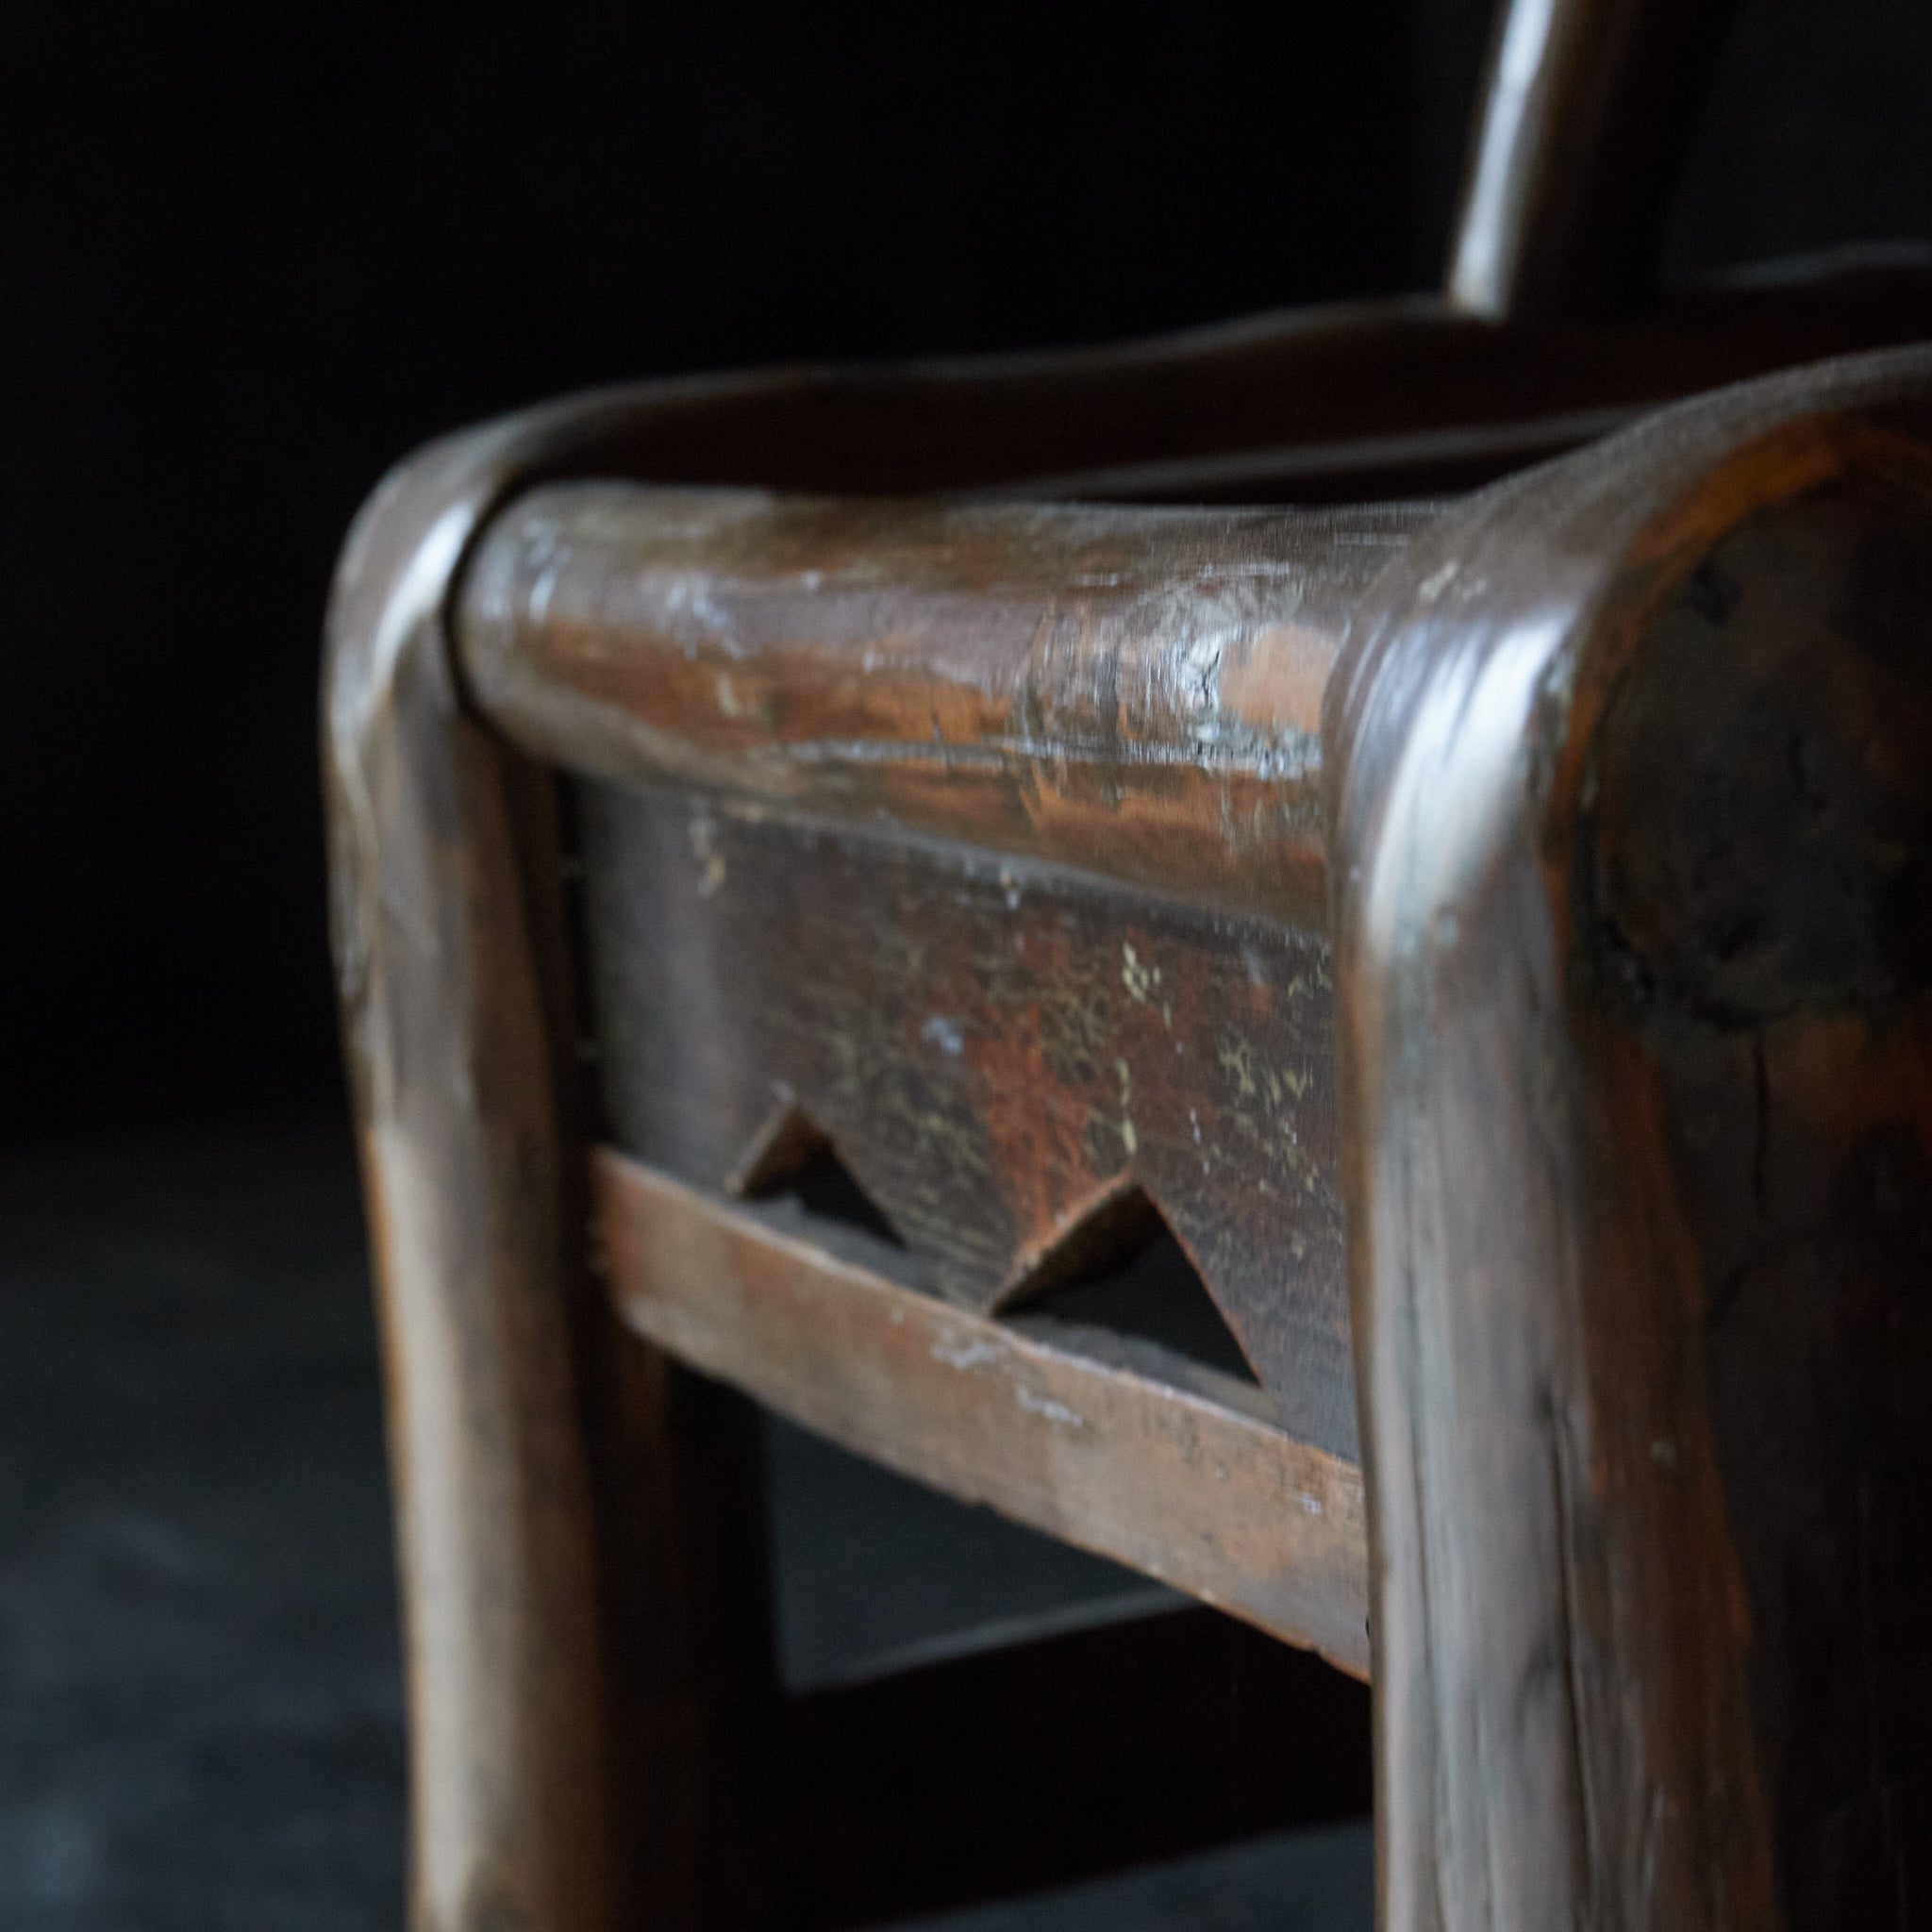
[730, 1101, 906, 1249]
[1000, 1183, 1258, 1385]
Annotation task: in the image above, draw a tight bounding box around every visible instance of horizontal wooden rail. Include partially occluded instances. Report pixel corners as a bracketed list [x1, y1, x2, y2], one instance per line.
[461, 489, 1430, 924]
[592, 1147, 1370, 1677]
[471, 265, 1932, 510]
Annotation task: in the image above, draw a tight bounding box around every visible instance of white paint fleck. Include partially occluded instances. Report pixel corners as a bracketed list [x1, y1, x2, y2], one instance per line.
[1015, 1387, 1085, 1427]
[1121, 941, 1161, 1004]
[688, 815, 726, 896]
[932, 1337, 1001, 1372]
[922, 1015, 965, 1057]
[528, 562, 560, 626]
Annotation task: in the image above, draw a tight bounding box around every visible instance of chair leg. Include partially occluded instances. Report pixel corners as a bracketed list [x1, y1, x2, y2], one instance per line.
[591, 1341, 789, 1930]
[1326, 348, 1932, 1929]
[325, 411, 793, 1932]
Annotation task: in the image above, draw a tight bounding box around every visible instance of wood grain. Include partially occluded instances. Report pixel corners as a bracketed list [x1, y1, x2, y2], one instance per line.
[325, 127, 1932, 1923]
[317, 324, 1427, 1932]
[461, 487, 1424, 928]
[575, 778, 1358, 1458]
[594, 1147, 1371, 1679]
[325, 421, 623, 1932]
[1326, 342, 1932, 1931]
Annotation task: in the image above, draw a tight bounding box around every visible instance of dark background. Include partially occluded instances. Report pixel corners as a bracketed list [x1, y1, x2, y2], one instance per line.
[8, 0, 1930, 1150]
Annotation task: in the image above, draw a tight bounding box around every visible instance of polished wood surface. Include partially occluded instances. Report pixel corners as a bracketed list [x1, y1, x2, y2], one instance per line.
[461, 488, 1427, 925]
[1328, 342, 1932, 1928]
[325, 421, 622, 1931]
[595, 1149, 1370, 1676]
[572, 776, 1357, 1455]
[1447, 0, 1737, 317]
[417, 263, 1932, 511]
[325, 3, 1932, 1920]
[324, 378, 1403, 1932]
[332, 358, 1932, 1916]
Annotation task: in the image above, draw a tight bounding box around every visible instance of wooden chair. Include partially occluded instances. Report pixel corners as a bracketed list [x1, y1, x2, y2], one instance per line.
[325, 2, 1932, 1924]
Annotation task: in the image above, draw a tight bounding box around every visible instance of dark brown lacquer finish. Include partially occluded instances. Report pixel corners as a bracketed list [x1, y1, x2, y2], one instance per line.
[325, 411, 625, 1932]
[458, 491, 1421, 1461]
[575, 785, 1358, 1456]
[1327, 343, 1932, 1929]
[1447, 0, 1738, 320]
[324, 389, 1412, 1932]
[460, 489, 1427, 925]
[594, 1152, 1370, 1674]
[325, 3, 1932, 1921]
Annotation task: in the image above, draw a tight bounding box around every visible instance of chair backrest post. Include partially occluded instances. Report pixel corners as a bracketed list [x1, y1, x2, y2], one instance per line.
[1445, 0, 1738, 320]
